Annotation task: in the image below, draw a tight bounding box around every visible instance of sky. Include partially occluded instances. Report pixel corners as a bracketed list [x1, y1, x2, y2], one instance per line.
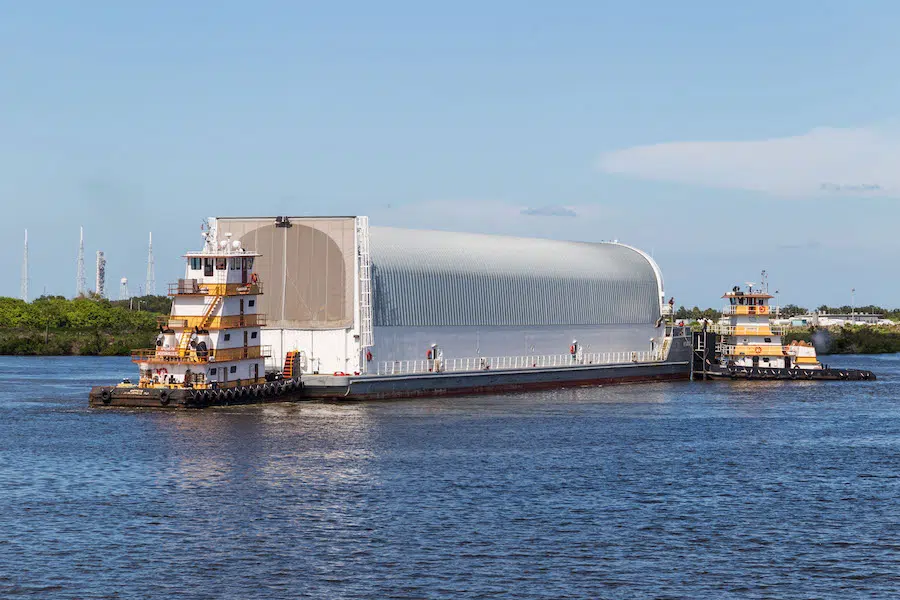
[2, 1, 898, 308]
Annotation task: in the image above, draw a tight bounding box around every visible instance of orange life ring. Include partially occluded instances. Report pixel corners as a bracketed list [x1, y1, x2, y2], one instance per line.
[754, 346, 762, 354]
[365, 350, 373, 362]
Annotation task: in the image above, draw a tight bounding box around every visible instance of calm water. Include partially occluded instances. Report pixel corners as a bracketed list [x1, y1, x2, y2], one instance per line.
[2, 355, 900, 598]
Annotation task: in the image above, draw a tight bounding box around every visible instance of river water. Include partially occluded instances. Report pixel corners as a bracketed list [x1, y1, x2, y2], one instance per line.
[1, 355, 899, 598]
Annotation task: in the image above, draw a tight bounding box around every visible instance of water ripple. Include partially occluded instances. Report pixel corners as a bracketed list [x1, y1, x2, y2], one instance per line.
[1, 354, 899, 598]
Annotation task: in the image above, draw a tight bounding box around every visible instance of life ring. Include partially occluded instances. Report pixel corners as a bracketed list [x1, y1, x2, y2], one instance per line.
[159, 390, 170, 405]
[366, 350, 373, 362]
[100, 389, 111, 404]
[753, 347, 762, 354]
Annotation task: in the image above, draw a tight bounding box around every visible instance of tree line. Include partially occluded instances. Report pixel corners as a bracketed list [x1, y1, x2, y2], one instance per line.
[674, 304, 900, 321]
[0, 295, 171, 331]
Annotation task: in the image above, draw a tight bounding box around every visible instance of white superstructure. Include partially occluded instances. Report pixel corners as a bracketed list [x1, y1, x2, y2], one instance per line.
[131, 222, 270, 390]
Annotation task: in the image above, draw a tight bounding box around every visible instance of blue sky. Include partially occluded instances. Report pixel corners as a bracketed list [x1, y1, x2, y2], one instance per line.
[2, 1, 898, 308]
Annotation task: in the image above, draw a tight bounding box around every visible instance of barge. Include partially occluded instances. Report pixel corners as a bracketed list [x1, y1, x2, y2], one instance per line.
[91, 217, 696, 408]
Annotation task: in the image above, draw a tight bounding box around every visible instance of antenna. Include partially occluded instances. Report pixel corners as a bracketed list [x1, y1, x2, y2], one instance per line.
[21, 230, 29, 302]
[145, 231, 156, 296]
[76, 226, 86, 297]
[119, 277, 129, 300]
[760, 269, 768, 293]
[95, 251, 107, 298]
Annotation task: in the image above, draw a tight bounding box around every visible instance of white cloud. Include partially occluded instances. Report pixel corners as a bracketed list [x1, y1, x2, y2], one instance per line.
[598, 125, 900, 197]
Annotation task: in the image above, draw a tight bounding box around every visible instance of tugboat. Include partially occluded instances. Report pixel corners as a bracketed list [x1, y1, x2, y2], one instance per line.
[699, 284, 875, 381]
[89, 225, 302, 408]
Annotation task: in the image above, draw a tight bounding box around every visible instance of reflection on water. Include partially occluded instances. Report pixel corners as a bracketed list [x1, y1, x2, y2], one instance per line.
[1, 354, 899, 598]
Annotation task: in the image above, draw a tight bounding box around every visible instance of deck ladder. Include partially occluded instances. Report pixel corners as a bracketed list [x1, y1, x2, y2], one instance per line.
[283, 350, 299, 378]
[356, 216, 374, 372]
[178, 295, 223, 357]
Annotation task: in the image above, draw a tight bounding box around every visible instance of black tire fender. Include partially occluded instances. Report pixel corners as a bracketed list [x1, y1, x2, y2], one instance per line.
[159, 390, 170, 406]
[100, 389, 112, 404]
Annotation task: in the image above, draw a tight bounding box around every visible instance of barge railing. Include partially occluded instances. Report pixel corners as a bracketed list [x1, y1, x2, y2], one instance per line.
[375, 350, 665, 376]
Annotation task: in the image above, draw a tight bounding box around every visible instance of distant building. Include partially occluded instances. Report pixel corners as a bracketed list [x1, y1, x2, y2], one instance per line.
[789, 313, 892, 327]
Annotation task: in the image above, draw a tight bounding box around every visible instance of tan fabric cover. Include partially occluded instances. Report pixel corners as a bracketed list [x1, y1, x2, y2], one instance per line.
[215, 217, 355, 328]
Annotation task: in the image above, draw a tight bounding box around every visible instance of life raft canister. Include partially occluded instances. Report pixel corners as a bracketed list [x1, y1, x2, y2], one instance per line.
[250, 272, 259, 284]
[365, 350, 373, 362]
[426, 349, 433, 359]
[569, 345, 576, 355]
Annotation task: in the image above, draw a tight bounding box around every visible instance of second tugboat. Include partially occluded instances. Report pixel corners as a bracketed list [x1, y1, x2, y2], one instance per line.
[697, 284, 875, 381]
[89, 225, 301, 408]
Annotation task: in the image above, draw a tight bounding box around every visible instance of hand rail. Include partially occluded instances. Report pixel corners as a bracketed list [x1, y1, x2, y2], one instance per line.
[131, 345, 272, 363]
[167, 282, 263, 296]
[156, 314, 267, 329]
[375, 349, 666, 376]
[713, 324, 784, 335]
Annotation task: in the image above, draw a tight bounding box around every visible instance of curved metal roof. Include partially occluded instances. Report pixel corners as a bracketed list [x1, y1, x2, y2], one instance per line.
[370, 227, 663, 327]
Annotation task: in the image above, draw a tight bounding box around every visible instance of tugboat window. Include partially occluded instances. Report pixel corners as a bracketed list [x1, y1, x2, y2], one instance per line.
[230, 258, 240, 270]
[204, 258, 214, 277]
[209, 368, 217, 375]
[229, 366, 237, 374]
[224, 333, 231, 341]
[764, 337, 772, 343]
[248, 300, 255, 307]
[251, 332, 257, 339]
[215, 257, 227, 270]
[190, 257, 202, 270]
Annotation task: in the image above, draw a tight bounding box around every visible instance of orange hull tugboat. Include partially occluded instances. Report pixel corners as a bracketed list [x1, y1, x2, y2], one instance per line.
[89, 223, 302, 408]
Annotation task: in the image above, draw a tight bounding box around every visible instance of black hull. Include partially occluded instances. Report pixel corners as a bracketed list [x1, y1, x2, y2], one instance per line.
[89, 378, 303, 409]
[702, 365, 876, 381]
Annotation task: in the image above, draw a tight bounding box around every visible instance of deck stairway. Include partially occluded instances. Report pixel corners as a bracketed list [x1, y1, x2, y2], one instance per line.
[283, 351, 300, 378]
[177, 295, 223, 358]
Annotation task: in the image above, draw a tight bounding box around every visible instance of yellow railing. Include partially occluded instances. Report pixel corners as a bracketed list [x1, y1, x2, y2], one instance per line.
[724, 305, 770, 316]
[131, 345, 272, 364]
[713, 324, 783, 336]
[168, 282, 263, 296]
[158, 314, 267, 330]
[718, 344, 785, 357]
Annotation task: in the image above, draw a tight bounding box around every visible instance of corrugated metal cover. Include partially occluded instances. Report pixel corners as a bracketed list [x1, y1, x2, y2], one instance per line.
[370, 227, 661, 327]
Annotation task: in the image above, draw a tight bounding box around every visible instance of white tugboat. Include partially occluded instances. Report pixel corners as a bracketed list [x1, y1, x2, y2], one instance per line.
[90, 224, 301, 407]
[699, 283, 875, 381]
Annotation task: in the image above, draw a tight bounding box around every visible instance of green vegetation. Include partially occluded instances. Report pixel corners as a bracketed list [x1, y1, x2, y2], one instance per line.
[784, 325, 900, 355]
[0, 295, 170, 356]
[674, 304, 900, 322]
